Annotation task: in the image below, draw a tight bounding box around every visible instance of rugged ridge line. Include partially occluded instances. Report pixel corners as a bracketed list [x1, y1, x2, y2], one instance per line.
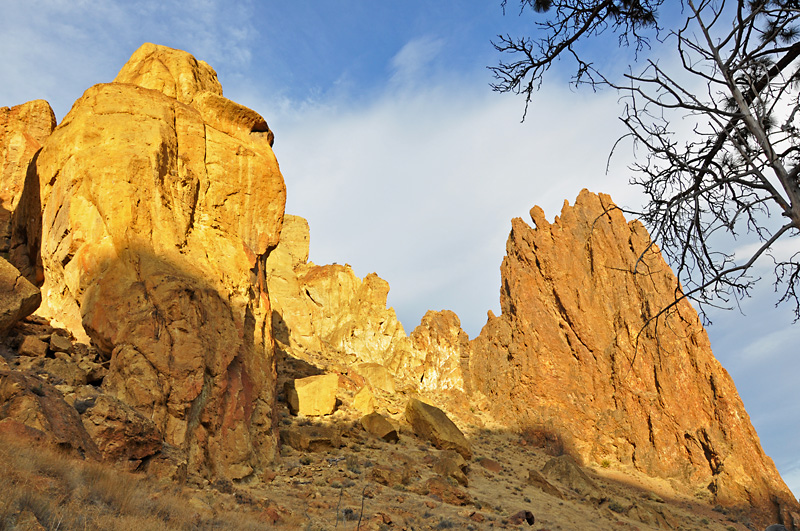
[469, 189, 799, 528]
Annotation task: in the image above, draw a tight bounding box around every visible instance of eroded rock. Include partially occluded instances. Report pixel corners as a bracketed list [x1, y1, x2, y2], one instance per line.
[469, 189, 799, 527]
[80, 394, 162, 465]
[0, 257, 40, 334]
[352, 385, 376, 415]
[0, 99, 56, 282]
[541, 455, 603, 504]
[286, 374, 338, 416]
[31, 43, 286, 481]
[432, 450, 468, 486]
[355, 362, 395, 393]
[410, 310, 471, 392]
[0, 370, 100, 459]
[266, 215, 424, 382]
[360, 412, 398, 442]
[279, 425, 342, 452]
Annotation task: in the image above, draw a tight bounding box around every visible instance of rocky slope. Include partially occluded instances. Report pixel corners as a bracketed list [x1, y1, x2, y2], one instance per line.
[0, 43, 797, 530]
[469, 190, 799, 528]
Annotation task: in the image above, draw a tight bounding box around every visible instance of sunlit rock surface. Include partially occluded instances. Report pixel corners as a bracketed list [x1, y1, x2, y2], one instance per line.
[469, 189, 799, 527]
[31, 43, 286, 481]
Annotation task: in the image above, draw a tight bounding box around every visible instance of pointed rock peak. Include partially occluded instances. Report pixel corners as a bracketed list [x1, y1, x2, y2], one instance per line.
[529, 205, 548, 230]
[470, 189, 800, 528]
[278, 215, 311, 268]
[114, 43, 223, 104]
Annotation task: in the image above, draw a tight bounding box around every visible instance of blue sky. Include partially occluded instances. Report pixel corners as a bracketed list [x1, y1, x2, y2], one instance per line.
[2, 1, 798, 497]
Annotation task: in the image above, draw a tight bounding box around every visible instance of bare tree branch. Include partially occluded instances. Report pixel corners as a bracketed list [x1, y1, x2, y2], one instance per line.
[492, 0, 800, 320]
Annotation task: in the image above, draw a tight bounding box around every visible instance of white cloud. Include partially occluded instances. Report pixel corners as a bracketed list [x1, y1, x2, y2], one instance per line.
[389, 36, 446, 88]
[260, 62, 640, 337]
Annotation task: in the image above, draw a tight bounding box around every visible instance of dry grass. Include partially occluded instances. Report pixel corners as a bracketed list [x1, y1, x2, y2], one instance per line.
[0, 435, 272, 530]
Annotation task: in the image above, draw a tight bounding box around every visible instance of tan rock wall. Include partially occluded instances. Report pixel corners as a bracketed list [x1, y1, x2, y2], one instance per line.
[266, 215, 423, 382]
[0, 99, 56, 282]
[470, 189, 799, 527]
[32, 44, 285, 481]
[410, 310, 471, 392]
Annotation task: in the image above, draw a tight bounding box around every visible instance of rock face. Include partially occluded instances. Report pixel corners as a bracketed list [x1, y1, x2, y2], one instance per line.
[266, 215, 422, 381]
[0, 370, 100, 460]
[470, 189, 799, 527]
[80, 394, 162, 464]
[410, 310, 471, 392]
[0, 257, 40, 334]
[0, 99, 56, 282]
[29, 43, 285, 481]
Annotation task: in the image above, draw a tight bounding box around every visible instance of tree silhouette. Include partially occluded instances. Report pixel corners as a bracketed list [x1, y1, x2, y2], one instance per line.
[492, 0, 800, 322]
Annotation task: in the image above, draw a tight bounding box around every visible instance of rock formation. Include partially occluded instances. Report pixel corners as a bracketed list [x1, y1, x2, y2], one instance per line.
[469, 189, 799, 527]
[405, 398, 472, 460]
[266, 215, 423, 381]
[0, 99, 56, 283]
[24, 43, 285, 481]
[1, 40, 797, 530]
[0, 257, 40, 334]
[0, 370, 100, 460]
[410, 310, 471, 393]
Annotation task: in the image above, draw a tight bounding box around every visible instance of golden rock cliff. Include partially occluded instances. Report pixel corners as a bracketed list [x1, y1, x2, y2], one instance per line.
[30, 43, 286, 481]
[469, 189, 799, 528]
[266, 215, 424, 382]
[0, 99, 56, 283]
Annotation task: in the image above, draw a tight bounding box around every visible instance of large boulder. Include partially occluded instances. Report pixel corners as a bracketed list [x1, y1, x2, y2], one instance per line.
[80, 394, 162, 465]
[469, 189, 799, 528]
[405, 398, 471, 460]
[286, 373, 338, 416]
[0, 370, 100, 460]
[31, 44, 286, 481]
[0, 257, 40, 334]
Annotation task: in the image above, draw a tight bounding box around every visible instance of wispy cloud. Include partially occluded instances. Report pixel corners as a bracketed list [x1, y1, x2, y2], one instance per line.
[0, 0, 257, 120]
[259, 42, 637, 337]
[389, 36, 446, 88]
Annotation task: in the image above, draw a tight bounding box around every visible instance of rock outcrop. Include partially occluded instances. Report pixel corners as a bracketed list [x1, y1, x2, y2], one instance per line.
[0, 370, 100, 460]
[0, 99, 56, 283]
[405, 398, 471, 460]
[27, 43, 285, 481]
[469, 189, 799, 527]
[286, 374, 338, 416]
[266, 215, 423, 381]
[0, 257, 40, 334]
[410, 310, 471, 392]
